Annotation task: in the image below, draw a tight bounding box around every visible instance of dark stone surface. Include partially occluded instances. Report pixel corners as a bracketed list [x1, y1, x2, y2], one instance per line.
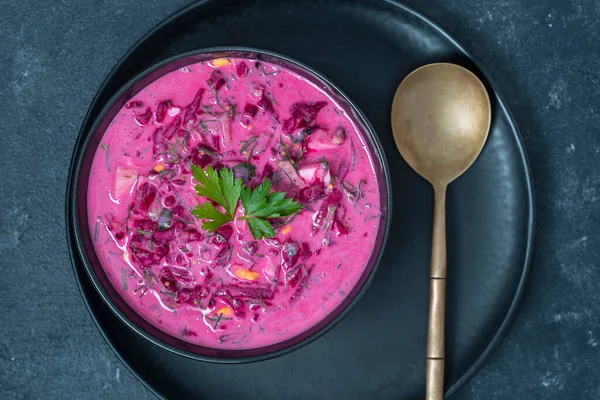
[0, 0, 598, 399]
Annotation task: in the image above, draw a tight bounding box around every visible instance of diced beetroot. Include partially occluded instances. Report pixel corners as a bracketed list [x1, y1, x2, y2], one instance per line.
[261, 163, 274, 179]
[207, 232, 226, 246]
[132, 218, 157, 232]
[282, 117, 296, 134]
[257, 94, 275, 114]
[193, 285, 209, 300]
[244, 104, 258, 118]
[177, 288, 193, 304]
[242, 242, 258, 255]
[160, 268, 178, 292]
[215, 225, 233, 241]
[236, 61, 249, 77]
[216, 283, 274, 300]
[105, 214, 126, 241]
[125, 100, 143, 109]
[208, 70, 226, 91]
[184, 108, 197, 125]
[133, 182, 157, 212]
[130, 250, 155, 269]
[155, 116, 181, 142]
[180, 228, 204, 243]
[183, 88, 205, 124]
[152, 228, 175, 245]
[134, 107, 152, 125]
[171, 267, 192, 283]
[281, 239, 300, 269]
[129, 236, 168, 268]
[189, 145, 215, 167]
[300, 242, 311, 259]
[176, 129, 187, 138]
[153, 141, 168, 157]
[214, 243, 232, 265]
[323, 189, 343, 207]
[334, 219, 349, 236]
[171, 221, 186, 232]
[298, 184, 325, 203]
[156, 101, 170, 123]
[211, 136, 221, 153]
[286, 263, 309, 288]
[154, 245, 169, 259]
[283, 101, 328, 132]
[129, 233, 152, 252]
[230, 297, 246, 317]
[291, 101, 327, 122]
[164, 196, 176, 207]
[172, 205, 186, 218]
[172, 179, 186, 186]
[191, 88, 205, 111]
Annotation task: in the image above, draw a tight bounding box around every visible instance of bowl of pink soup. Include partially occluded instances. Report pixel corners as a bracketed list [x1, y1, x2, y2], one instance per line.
[70, 48, 391, 362]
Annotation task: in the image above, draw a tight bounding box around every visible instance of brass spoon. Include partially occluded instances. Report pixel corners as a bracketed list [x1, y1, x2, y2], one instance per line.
[391, 63, 491, 400]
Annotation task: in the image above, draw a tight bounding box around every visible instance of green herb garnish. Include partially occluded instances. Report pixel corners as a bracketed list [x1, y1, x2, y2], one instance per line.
[102, 143, 111, 172]
[121, 269, 128, 290]
[191, 165, 301, 239]
[94, 220, 100, 242]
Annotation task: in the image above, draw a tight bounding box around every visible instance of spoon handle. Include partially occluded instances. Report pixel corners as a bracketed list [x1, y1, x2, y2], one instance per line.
[426, 185, 447, 400]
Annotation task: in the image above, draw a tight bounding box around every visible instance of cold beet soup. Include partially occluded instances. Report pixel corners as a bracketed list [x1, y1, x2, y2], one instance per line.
[87, 57, 382, 349]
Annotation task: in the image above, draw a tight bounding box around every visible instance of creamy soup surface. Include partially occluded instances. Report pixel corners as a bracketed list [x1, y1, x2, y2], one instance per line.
[87, 57, 381, 349]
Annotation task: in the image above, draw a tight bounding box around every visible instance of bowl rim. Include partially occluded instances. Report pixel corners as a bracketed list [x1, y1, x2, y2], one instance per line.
[67, 46, 393, 363]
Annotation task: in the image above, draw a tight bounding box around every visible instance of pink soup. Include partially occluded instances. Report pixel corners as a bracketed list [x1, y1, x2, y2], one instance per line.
[87, 57, 381, 349]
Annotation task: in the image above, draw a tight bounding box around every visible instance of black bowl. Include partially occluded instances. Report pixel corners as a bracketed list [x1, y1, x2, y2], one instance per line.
[67, 47, 392, 363]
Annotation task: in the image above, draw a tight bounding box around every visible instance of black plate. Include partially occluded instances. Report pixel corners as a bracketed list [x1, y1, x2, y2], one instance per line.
[66, 0, 535, 399]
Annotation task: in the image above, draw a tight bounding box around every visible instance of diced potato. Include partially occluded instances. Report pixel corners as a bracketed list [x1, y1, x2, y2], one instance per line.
[307, 136, 339, 151]
[114, 166, 139, 198]
[298, 165, 319, 181]
[298, 162, 329, 184]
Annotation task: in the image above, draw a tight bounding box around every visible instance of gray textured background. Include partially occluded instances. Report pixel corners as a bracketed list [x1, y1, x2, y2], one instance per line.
[1, 0, 599, 399]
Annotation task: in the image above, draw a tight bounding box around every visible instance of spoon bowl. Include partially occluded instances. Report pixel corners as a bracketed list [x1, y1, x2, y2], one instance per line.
[392, 63, 491, 187]
[390, 63, 491, 400]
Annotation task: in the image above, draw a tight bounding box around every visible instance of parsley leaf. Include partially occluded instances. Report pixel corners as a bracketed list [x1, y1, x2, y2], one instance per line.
[192, 165, 228, 210]
[255, 195, 302, 219]
[240, 180, 271, 215]
[192, 165, 302, 239]
[241, 178, 302, 239]
[247, 218, 275, 239]
[192, 202, 233, 231]
[218, 167, 243, 216]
